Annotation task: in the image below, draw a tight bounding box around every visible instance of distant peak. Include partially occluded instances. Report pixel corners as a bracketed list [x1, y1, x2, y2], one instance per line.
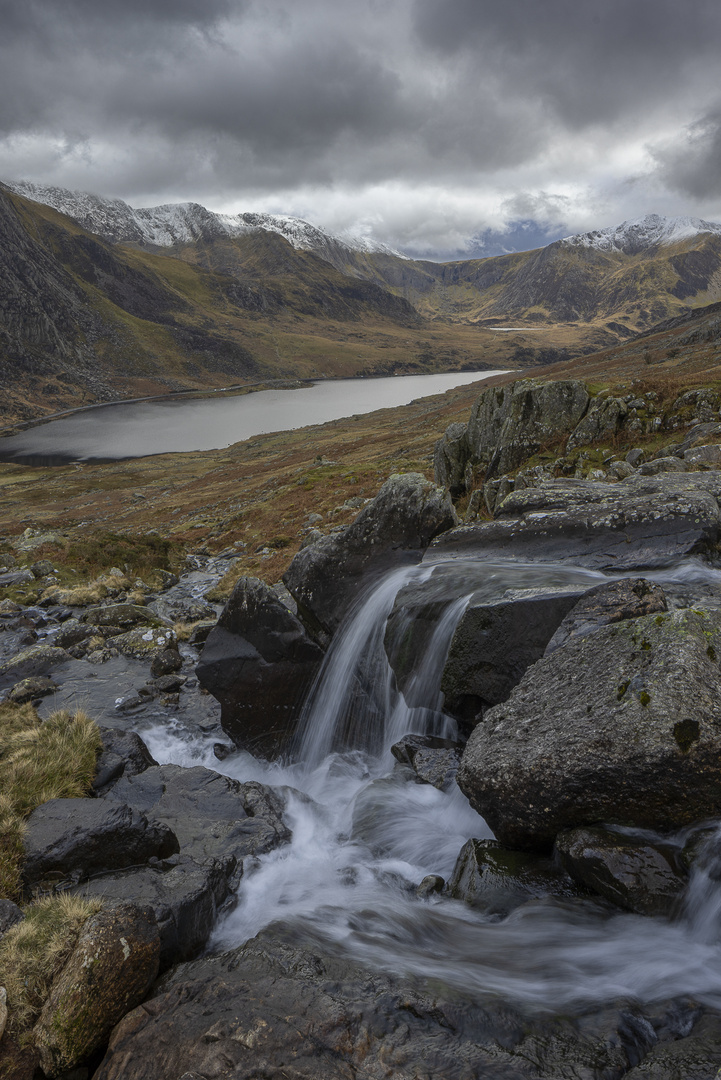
[561, 213, 721, 254]
[4, 179, 405, 259]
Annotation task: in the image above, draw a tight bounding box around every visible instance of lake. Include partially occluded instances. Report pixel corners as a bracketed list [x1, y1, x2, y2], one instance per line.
[0, 370, 508, 464]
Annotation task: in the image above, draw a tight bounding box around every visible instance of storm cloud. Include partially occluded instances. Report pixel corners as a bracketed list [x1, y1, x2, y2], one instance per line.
[1, 0, 719, 256]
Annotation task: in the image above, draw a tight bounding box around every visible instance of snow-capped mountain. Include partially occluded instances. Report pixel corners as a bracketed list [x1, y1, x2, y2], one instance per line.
[5, 180, 405, 260]
[561, 213, 721, 255]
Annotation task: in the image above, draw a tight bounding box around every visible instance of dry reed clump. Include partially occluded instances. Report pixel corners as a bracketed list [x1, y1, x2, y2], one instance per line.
[0, 704, 102, 901]
[0, 893, 103, 1039]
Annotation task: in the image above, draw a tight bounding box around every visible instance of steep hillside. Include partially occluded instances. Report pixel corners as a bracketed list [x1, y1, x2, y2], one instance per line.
[0, 187, 497, 425]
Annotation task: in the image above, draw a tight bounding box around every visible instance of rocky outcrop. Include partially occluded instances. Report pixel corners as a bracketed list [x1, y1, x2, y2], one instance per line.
[458, 607, 721, 850]
[196, 576, 324, 755]
[430, 472, 721, 569]
[284, 473, 457, 637]
[32, 902, 160, 1078]
[390, 734, 463, 790]
[434, 379, 590, 490]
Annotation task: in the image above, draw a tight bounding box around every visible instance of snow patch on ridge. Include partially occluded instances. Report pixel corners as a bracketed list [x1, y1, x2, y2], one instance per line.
[561, 213, 721, 254]
[4, 180, 407, 259]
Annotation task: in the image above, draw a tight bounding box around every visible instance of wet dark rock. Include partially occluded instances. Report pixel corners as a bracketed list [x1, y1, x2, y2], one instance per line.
[91, 930, 691, 1080]
[101, 764, 290, 869]
[75, 857, 229, 970]
[196, 576, 324, 756]
[544, 578, 668, 655]
[0, 898, 24, 935]
[440, 586, 585, 725]
[623, 1012, 721, 1078]
[0, 643, 70, 690]
[446, 838, 586, 916]
[555, 827, 686, 916]
[284, 472, 457, 638]
[431, 472, 721, 569]
[458, 607, 721, 850]
[416, 874, 445, 898]
[32, 902, 160, 1078]
[390, 734, 464, 790]
[8, 674, 56, 703]
[22, 798, 179, 890]
[187, 620, 215, 645]
[93, 726, 158, 793]
[79, 765, 290, 967]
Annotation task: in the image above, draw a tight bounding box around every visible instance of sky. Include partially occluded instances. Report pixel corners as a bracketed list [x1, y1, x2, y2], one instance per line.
[1, 0, 721, 259]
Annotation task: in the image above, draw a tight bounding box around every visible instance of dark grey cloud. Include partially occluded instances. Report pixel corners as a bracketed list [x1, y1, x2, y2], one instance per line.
[1, 0, 720, 251]
[652, 109, 721, 199]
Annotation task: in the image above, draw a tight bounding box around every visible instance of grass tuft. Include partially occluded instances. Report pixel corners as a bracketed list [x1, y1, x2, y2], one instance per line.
[0, 706, 102, 901]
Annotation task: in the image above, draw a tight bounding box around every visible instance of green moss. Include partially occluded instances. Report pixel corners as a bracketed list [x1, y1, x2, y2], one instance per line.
[616, 679, 630, 701]
[638, 691, 651, 707]
[673, 718, 700, 754]
[708, 645, 717, 662]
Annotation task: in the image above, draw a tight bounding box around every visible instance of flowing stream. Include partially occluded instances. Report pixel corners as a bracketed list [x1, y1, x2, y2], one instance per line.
[141, 555, 721, 1014]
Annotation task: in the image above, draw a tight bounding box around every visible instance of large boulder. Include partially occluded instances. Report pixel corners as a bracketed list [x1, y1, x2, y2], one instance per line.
[32, 902, 159, 1078]
[91, 931, 716, 1080]
[196, 576, 324, 755]
[430, 472, 721, 569]
[284, 473, 457, 638]
[466, 379, 590, 481]
[22, 798, 179, 891]
[458, 607, 721, 850]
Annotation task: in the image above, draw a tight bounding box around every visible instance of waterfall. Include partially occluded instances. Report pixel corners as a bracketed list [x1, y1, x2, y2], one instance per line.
[293, 563, 468, 766]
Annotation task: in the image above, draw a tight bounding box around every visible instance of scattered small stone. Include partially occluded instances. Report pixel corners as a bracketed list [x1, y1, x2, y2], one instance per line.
[151, 648, 183, 677]
[213, 742, 234, 760]
[30, 559, 55, 577]
[416, 875, 444, 899]
[0, 898, 24, 935]
[625, 448, 645, 467]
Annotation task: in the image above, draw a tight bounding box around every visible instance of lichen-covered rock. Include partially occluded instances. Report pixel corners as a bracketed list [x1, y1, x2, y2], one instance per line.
[0, 645, 70, 691]
[104, 626, 177, 660]
[82, 604, 165, 630]
[446, 838, 585, 916]
[196, 576, 324, 756]
[284, 473, 457, 637]
[458, 607, 721, 850]
[8, 675, 57, 703]
[683, 443, 721, 468]
[544, 578, 667, 655]
[637, 456, 688, 475]
[555, 827, 686, 916]
[465, 379, 589, 481]
[32, 902, 159, 1077]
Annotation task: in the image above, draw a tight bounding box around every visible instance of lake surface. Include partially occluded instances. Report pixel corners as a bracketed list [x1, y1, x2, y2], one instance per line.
[0, 370, 508, 463]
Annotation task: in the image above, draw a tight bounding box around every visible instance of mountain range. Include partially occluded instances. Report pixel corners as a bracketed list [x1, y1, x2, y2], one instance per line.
[2, 179, 721, 426]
